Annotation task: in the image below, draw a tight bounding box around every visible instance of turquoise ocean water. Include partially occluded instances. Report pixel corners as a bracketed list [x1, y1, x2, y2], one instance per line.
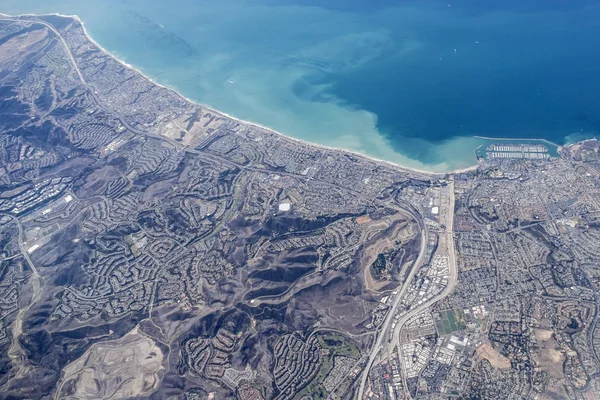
[2, 0, 600, 171]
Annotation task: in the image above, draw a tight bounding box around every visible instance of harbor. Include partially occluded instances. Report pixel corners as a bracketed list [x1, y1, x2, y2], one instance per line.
[473, 137, 560, 161]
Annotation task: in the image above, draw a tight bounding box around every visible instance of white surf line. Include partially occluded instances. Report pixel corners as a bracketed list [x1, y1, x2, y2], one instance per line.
[3, 12, 482, 176]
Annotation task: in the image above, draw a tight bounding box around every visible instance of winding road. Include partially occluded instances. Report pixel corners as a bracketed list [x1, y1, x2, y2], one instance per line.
[356, 206, 429, 399]
[2, 215, 42, 381]
[357, 178, 457, 399]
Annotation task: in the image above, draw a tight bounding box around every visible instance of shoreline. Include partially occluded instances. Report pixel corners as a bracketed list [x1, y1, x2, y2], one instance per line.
[68, 13, 460, 177]
[2, 12, 576, 176]
[3, 11, 476, 176]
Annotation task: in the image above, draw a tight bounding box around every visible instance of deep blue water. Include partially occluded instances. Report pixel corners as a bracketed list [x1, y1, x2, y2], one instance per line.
[3, 0, 600, 170]
[323, 0, 600, 162]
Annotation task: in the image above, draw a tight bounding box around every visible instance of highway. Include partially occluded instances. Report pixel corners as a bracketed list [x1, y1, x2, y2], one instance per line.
[357, 178, 457, 399]
[0, 15, 458, 398]
[391, 179, 458, 395]
[356, 206, 428, 399]
[1, 215, 42, 382]
[387, 179, 457, 353]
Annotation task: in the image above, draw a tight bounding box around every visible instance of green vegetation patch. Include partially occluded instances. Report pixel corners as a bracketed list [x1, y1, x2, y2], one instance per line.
[435, 310, 467, 335]
[442, 319, 452, 333]
[435, 320, 449, 335]
[454, 308, 468, 330]
[370, 253, 388, 280]
[447, 310, 458, 331]
[318, 333, 360, 358]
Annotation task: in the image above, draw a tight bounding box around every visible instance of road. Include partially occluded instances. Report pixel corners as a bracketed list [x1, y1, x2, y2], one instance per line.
[356, 206, 428, 399]
[387, 179, 458, 352]
[0, 15, 187, 151]
[1, 215, 42, 382]
[392, 180, 457, 396]
[0, 15, 456, 397]
[357, 178, 457, 399]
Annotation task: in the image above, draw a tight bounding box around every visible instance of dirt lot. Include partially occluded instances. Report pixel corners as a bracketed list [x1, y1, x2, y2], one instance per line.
[56, 326, 165, 399]
[477, 344, 510, 369]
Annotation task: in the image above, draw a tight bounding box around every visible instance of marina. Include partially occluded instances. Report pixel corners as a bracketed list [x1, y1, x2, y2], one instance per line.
[474, 137, 560, 161]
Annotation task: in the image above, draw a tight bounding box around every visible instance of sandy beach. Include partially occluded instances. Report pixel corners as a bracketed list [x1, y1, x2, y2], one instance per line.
[4, 12, 482, 177]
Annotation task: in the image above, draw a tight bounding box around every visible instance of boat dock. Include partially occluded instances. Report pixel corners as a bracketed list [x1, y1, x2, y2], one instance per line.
[486, 143, 550, 159]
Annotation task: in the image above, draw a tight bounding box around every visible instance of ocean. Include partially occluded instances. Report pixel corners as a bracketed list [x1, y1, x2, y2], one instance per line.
[3, 0, 600, 171]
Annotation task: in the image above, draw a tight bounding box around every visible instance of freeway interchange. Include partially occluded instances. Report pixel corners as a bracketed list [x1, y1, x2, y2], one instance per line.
[358, 178, 458, 399]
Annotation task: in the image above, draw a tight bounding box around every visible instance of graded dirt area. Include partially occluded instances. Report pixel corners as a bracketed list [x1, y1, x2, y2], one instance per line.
[477, 344, 510, 369]
[531, 327, 569, 399]
[0, 27, 48, 60]
[534, 328, 554, 342]
[533, 328, 565, 377]
[55, 327, 164, 399]
[362, 217, 418, 292]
